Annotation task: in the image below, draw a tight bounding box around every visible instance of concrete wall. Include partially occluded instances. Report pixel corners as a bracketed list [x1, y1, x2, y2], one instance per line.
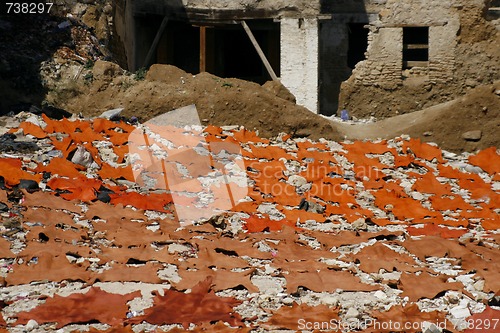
[280, 18, 319, 113]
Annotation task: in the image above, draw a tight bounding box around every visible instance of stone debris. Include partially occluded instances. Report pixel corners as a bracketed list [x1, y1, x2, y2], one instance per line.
[98, 107, 124, 120]
[462, 130, 483, 141]
[0, 112, 498, 332]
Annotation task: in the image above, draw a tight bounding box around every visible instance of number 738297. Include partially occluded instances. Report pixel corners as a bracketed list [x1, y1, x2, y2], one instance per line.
[6, 3, 53, 14]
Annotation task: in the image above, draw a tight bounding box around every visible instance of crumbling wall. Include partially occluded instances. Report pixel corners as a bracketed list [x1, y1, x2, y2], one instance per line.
[339, 0, 499, 119]
[180, 0, 320, 18]
[317, 1, 385, 115]
[351, 27, 402, 89]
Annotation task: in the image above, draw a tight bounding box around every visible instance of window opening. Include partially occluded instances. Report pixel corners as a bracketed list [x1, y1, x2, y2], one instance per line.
[403, 27, 429, 70]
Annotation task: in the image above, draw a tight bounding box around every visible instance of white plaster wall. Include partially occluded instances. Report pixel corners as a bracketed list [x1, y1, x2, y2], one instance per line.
[280, 18, 319, 113]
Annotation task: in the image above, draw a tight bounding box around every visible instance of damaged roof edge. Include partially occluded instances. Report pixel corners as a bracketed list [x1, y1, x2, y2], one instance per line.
[131, 0, 323, 23]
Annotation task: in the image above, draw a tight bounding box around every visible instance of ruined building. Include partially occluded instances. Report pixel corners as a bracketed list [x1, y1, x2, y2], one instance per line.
[113, 0, 500, 117]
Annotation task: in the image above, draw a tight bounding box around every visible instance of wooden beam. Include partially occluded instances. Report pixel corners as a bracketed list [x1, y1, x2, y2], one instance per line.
[403, 44, 429, 50]
[199, 26, 206, 72]
[403, 61, 429, 68]
[143, 16, 169, 68]
[241, 20, 279, 82]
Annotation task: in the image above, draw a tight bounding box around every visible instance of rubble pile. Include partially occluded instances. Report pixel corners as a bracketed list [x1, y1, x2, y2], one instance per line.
[0, 112, 498, 332]
[0, 1, 112, 114]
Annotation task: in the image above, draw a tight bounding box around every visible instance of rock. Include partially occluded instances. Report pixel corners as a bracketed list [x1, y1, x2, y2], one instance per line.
[321, 295, 339, 306]
[167, 243, 191, 254]
[299, 198, 325, 214]
[422, 322, 442, 333]
[344, 307, 360, 319]
[26, 319, 38, 330]
[473, 279, 484, 292]
[287, 175, 307, 187]
[352, 218, 367, 230]
[70, 145, 93, 167]
[307, 201, 325, 214]
[445, 293, 460, 305]
[19, 179, 39, 192]
[157, 264, 181, 283]
[374, 290, 387, 300]
[96, 186, 114, 203]
[423, 131, 433, 136]
[461, 130, 482, 141]
[99, 107, 124, 120]
[450, 306, 471, 319]
[257, 203, 285, 220]
[251, 276, 284, 294]
[449, 162, 483, 174]
[282, 297, 294, 305]
[411, 191, 425, 201]
[442, 150, 458, 159]
[40, 105, 72, 120]
[0, 132, 39, 153]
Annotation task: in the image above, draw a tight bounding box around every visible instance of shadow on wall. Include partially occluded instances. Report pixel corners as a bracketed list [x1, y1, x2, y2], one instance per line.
[0, 12, 72, 115]
[319, 0, 369, 116]
[132, 0, 187, 71]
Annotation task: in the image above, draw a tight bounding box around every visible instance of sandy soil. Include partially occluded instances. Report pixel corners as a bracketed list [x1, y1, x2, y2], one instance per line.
[335, 82, 500, 153]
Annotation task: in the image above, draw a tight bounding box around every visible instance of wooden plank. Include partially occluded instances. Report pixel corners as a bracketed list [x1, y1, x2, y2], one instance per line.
[199, 26, 206, 72]
[404, 44, 428, 50]
[404, 61, 429, 68]
[241, 20, 279, 82]
[143, 16, 169, 68]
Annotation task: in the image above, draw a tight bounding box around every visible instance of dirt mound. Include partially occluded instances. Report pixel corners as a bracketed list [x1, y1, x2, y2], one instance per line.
[56, 62, 342, 141]
[53, 61, 498, 153]
[404, 82, 500, 152]
[334, 81, 500, 153]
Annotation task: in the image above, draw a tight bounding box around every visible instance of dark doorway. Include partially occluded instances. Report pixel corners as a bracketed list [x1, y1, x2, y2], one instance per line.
[158, 20, 200, 74]
[154, 19, 279, 84]
[347, 23, 369, 69]
[403, 27, 429, 69]
[217, 28, 264, 80]
[211, 20, 279, 84]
